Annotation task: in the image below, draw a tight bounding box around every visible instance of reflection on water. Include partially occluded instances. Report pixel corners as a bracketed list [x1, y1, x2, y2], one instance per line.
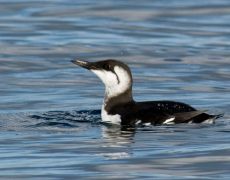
[99, 126, 134, 159]
[0, 110, 229, 179]
[0, 0, 230, 179]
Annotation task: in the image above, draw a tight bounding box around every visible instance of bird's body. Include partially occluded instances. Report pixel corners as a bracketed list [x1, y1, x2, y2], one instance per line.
[72, 59, 222, 126]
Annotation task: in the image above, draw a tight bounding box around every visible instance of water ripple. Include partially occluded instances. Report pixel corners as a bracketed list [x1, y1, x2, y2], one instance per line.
[0, 0, 230, 179]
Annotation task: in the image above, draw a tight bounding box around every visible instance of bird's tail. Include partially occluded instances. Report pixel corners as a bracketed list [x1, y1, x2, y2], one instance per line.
[213, 113, 224, 120]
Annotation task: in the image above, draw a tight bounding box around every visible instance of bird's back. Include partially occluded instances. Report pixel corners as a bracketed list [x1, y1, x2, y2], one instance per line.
[110, 100, 220, 126]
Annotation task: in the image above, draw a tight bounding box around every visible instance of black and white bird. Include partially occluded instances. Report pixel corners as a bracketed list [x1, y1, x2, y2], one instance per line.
[72, 59, 222, 127]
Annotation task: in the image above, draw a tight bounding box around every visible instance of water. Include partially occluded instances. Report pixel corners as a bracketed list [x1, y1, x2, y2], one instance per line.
[0, 0, 230, 179]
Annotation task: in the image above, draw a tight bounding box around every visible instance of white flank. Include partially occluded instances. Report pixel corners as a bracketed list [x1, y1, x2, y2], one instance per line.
[163, 117, 175, 125]
[101, 106, 121, 125]
[143, 122, 151, 126]
[135, 120, 142, 125]
[202, 118, 215, 124]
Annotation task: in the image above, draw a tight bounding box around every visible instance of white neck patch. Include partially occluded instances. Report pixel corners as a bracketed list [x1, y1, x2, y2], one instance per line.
[91, 66, 131, 99]
[91, 66, 132, 124]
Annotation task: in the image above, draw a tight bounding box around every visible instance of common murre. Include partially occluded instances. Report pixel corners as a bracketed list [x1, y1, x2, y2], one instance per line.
[71, 59, 223, 126]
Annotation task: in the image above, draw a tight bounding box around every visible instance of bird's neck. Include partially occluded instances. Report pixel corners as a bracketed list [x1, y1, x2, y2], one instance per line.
[103, 87, 134, 112]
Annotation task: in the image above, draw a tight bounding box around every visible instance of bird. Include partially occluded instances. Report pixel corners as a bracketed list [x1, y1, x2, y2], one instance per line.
[71, 59, 222, 127]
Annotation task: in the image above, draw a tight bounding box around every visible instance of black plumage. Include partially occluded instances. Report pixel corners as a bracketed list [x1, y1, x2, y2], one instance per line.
[72, 59, 223, 126]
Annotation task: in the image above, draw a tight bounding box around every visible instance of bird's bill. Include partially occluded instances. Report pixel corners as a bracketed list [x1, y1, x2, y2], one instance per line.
[71, 60, 97, 70]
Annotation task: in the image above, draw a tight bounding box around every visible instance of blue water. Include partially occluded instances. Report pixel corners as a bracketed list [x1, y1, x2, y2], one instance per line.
[0, 0, 230, 179]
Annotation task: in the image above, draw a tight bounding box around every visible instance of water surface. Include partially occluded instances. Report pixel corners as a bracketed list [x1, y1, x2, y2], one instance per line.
[0, 0, 229, 179]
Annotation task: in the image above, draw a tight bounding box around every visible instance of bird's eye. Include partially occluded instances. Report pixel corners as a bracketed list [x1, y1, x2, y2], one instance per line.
[103, 64, 111, 70]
